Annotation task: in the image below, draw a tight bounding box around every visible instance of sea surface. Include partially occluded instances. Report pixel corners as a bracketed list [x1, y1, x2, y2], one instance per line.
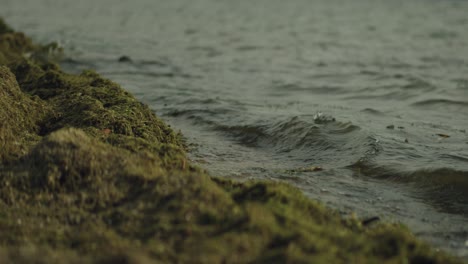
[2, 0, 468, 258]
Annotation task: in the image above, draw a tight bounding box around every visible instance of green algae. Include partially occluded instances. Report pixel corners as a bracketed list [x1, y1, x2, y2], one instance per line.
[0, 66, 49, 163]
[0, 29, 185, 167]
[11, 63, 184, 155]
[0, 19, 35, 66]
[0, 18, 463, 263]
[0, 129, 459, 263]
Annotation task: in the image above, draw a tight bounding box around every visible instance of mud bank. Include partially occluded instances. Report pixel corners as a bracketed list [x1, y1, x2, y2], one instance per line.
[0, 18, 462, 263]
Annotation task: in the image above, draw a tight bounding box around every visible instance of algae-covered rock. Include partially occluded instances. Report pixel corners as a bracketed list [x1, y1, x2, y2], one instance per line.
[0, 18, 463, 263]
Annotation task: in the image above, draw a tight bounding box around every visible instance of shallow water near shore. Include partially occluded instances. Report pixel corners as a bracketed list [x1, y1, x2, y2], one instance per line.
[2, 0, 468, 258]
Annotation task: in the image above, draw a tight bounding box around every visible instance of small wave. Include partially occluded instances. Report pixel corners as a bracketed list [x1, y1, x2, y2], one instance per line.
[420, 56, 466, 67]
[101, 70, 195, 79]
[453, 78, 468, 90]
[263, 116, 362, 147]
[180, 98, 219, 105]
[406, 168, 468, 189]
[351, 161, 468, 186]
[215, 124, 268, 146]
[350, 161, 468, 215]
[411, 99, 468, 110]
[186, 45, 221, 57]
[204, 115, 375, 168]
[235, 45, 262, 51]
[344, 91, 415, 100]
[440, 153, 468, 163]
[174, 113, 372, 163]
[166, 108, 231, 118]
[400, 76, 436, 92]
[360, 108, 385, 116]
[428, 30, 459, 40]
[139, 59, 171, 67]
[271, 81, 345, 95]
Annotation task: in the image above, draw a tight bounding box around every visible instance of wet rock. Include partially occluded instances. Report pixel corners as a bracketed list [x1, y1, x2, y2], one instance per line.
[118, 55, 132, 63]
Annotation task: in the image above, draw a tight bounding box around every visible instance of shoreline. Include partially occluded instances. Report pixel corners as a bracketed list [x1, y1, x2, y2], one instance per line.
[0, 18, 462, 263]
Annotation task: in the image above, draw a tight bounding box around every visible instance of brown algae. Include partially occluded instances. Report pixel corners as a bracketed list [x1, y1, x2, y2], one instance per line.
[0, 18, 463, 263]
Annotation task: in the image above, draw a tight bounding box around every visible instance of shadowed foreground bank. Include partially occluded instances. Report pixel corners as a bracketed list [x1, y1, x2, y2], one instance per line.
[0, 18, 462, 264]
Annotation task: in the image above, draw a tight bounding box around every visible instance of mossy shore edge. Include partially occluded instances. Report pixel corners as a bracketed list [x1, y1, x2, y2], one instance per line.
[0, 18, 462, 264]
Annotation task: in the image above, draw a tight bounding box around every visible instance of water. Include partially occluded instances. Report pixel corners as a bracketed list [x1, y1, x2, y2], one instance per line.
[2, 0, 468, 258]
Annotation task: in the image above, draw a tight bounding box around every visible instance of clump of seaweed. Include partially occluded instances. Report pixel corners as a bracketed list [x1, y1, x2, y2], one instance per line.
[9, 59, 184, 161]
[0, 66, 48, 163]
[0, 18, 63, 65]
[0, 18, 463, 263]
[0, 19, 36, 66]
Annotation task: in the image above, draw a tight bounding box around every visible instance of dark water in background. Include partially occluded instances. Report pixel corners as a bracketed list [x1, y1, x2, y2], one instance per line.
[2, 0, 468, 258]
